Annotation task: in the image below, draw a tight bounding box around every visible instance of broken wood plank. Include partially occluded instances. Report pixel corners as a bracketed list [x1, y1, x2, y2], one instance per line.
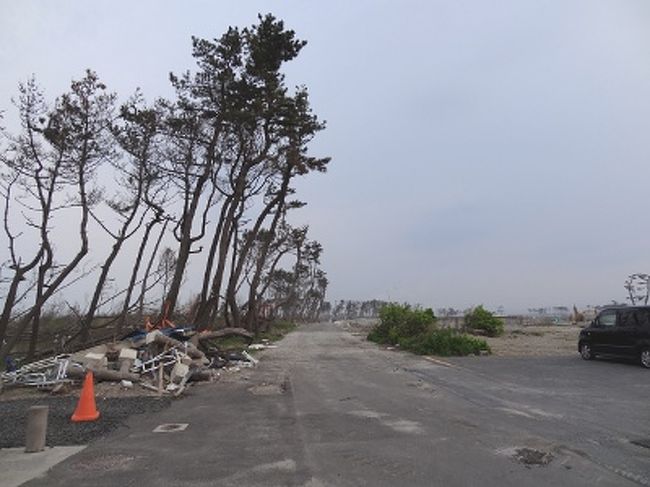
[151, 333, 206, 360]
[197, 328, 254, 344]
[65, 365, 140, 383]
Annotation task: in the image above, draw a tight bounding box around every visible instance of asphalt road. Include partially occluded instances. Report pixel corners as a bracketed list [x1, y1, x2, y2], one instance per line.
[23, 322, 650, 486]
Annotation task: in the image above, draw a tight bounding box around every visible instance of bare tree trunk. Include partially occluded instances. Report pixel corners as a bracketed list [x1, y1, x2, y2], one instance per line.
[197, 164, 252, 327]
[138, 218, 168, 318]
[245, 205, 286, 333]
[26, 253, 51, 360]
[79, 240, 124, 344]
[0, 176, 90, 364]
[0, 270, 34, 351]
[225, 172, 289, 327]
[224, 217, 241, 326]
[26, 308, 41, 361]
[164, 166, 211, 317]
[118, 216, 159, 332]
[193, 196, 233, 327]
[0, 176, 48, 352]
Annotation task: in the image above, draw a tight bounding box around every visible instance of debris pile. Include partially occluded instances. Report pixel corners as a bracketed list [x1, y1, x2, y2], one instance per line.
[1, 327, 262, 397]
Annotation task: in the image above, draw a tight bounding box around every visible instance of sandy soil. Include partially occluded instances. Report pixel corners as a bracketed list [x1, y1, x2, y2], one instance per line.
[484, 325, 582, 357]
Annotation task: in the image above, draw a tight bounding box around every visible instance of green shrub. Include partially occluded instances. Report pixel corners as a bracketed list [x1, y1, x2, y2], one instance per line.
[368, 303, 436, 344]
[464, 305, 504, 337]
[367, 303, 490, 356]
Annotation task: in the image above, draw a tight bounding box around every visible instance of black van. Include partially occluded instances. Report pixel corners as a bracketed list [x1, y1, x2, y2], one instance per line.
[578, 306, 650, 368]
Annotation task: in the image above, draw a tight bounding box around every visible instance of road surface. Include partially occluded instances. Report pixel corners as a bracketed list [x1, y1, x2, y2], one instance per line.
[24, 322, 650, 486]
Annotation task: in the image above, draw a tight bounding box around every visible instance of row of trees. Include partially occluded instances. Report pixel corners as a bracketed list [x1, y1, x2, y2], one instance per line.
[325, 300, 391, 321]
[0, 15, 329, 361]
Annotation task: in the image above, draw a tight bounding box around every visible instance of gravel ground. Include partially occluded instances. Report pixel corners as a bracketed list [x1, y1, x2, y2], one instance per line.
[0, 395, 171, 448]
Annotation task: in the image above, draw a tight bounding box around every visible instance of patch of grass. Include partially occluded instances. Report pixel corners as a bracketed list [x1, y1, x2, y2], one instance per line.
[204, 335, 251, 350]
[201, 321, 297, 352]
[257, 320, 297, 342]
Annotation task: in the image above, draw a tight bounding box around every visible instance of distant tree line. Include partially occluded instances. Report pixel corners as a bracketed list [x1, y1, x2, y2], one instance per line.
[321, 300, 391, 321]
[0, 14, 329, 361]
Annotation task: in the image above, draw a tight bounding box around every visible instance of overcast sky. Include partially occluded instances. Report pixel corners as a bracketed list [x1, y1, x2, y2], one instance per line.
[2, 1, 650, 312]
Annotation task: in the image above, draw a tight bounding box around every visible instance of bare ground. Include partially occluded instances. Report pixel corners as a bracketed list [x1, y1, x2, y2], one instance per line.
[484, 325, 581, 357]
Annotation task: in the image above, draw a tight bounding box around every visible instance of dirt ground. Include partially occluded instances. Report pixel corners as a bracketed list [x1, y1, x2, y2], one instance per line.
[484, 324, 582, 357]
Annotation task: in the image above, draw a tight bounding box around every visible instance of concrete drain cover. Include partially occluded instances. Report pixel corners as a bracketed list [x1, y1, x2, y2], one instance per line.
[513, 448, 554, 467]
[153, 423, 189, 433]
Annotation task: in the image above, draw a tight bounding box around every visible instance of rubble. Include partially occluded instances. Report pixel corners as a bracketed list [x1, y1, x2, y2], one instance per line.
[1, 325, 261, 399]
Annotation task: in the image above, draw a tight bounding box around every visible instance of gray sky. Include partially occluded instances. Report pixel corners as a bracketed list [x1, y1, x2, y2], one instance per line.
[2, 0, 650, 313]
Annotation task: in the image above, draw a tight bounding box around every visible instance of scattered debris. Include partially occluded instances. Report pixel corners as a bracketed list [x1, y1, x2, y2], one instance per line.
[1, 325, 262, 399]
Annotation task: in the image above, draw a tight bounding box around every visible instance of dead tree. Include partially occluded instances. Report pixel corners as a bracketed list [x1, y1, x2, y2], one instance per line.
[0, 71, 113, 363]
[624, 273, 650, 305]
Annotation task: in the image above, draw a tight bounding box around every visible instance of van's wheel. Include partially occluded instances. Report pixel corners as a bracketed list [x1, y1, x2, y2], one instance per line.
[579, 342, 593, 360]
[640, 348, 650, 369]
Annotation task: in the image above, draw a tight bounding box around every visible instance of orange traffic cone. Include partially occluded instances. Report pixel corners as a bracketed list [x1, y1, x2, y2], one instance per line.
[71, 371, 100, 422]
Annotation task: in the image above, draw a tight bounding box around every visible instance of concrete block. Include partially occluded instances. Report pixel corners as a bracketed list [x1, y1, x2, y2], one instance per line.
[84, 352, 106, 361]
[118, 348, 137, 360]
[81, 352, 108, 369]
[171, 363, 190, 384]
[119, 358, 134, 375]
